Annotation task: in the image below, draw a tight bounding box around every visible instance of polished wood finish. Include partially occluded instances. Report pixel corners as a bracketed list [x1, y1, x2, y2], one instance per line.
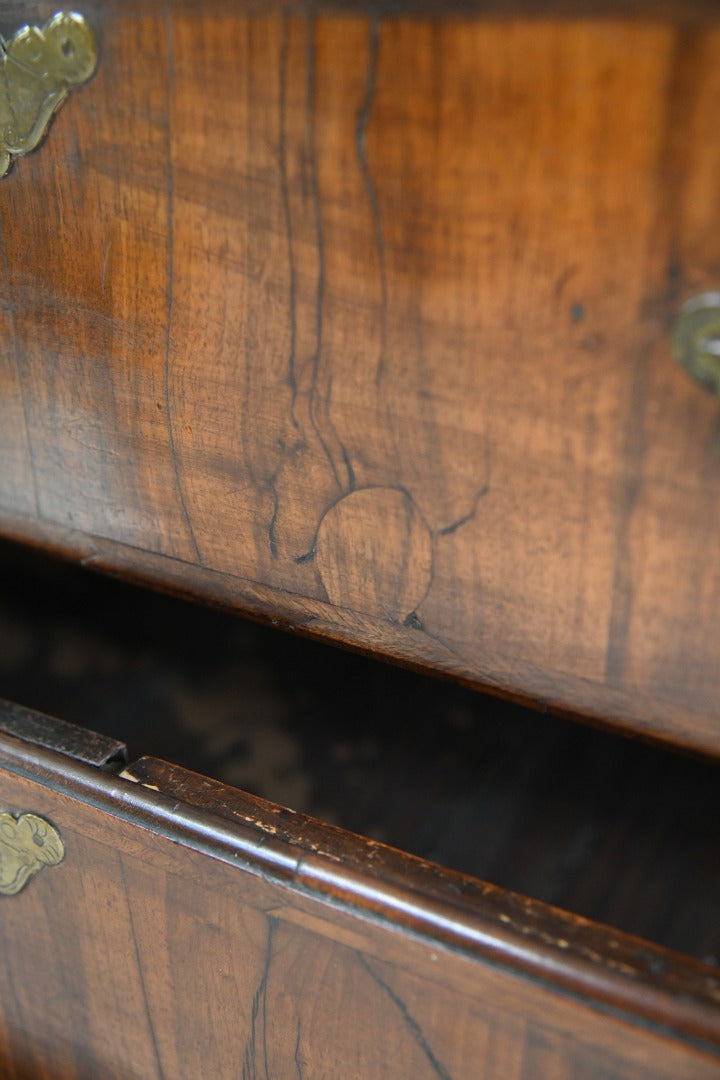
[0, 698, 126, 767]
[0, 706, 719, 1078]
[2, 3, 720, 753]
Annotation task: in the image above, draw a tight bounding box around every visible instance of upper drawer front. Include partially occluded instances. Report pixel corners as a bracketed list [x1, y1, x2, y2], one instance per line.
[2, 2, 720, 752]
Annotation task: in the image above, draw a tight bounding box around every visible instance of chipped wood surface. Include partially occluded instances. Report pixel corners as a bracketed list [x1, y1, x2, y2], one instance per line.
[2, 5, 720, 752]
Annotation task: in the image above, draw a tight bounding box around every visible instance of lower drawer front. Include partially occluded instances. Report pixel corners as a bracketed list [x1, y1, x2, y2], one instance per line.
[0, 706, 717, 1080]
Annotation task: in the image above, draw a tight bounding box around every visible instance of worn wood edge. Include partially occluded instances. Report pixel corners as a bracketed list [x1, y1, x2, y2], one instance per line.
[126, 755, 720, 1055]
[0, 722, 717, 1055]
[2, 514, 719, 759]
[0, 697, 127, 768]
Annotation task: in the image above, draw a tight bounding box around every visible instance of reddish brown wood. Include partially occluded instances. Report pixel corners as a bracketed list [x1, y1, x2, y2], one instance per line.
[0, 709, 718, 1078]
[2, 4, 720, 753]
[125, 753, 720, 1042]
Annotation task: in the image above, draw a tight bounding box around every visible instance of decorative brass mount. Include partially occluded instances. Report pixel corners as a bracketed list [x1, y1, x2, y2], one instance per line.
[0, 811, 65, 896]
[0, 11, 97, 178]
[672, 293, 720, 396]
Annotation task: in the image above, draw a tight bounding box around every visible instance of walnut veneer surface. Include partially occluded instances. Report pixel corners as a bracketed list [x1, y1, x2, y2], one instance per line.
[2, 2, 720, 754]
[1, 706, 720, 1079]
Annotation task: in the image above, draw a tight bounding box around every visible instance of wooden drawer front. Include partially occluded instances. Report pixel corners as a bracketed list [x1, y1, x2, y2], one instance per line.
[0, 707, 718, 1079]
[2, 2, 720, 754]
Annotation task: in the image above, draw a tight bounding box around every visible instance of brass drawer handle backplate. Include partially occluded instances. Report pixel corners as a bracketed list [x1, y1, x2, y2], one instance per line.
[0, 11, 97, 178]
[0, 811, 65, 895]
[672, 293, 720, 396]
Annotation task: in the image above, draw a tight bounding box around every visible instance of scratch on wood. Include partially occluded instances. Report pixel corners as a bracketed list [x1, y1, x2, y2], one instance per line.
[65, 419, 121, 457]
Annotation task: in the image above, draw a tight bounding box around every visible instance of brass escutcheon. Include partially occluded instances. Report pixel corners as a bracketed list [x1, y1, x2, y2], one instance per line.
[0, 811, 65, 895]
[0, 11, 97, 178]
[672, 293, 720, 396]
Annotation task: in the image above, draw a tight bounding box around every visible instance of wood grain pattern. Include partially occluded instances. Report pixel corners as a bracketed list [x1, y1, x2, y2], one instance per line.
[2, 4, 720, 752]
[0, 713, 719, 1078]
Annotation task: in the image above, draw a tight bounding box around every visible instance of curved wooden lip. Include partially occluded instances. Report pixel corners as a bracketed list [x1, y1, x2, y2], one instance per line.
[0, 711, 718, 1058]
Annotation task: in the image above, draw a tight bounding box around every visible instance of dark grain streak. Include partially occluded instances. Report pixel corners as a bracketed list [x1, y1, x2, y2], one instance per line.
[261, 917, 277, 1080]
[118, 853, 165, 1080]
[294, 542, 317, 564]
[357, 952, 454, 1080]
[355, 14, 388, 392]
[306, 18, 345, 493]
[268, 474, 279, 558]
[244, 915, 277, 1078]
[342, 444, 357, 489]
[437, 482, 490, 537]
[294, 1018, 305, 1078]
[326, 372, 357, 490]
[604, 31, 698, 683]
[163, 3, 202, 566]
[100, 239, 111, 295]
[0, 227, 40, 518]
[279, 16, 299, 429]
